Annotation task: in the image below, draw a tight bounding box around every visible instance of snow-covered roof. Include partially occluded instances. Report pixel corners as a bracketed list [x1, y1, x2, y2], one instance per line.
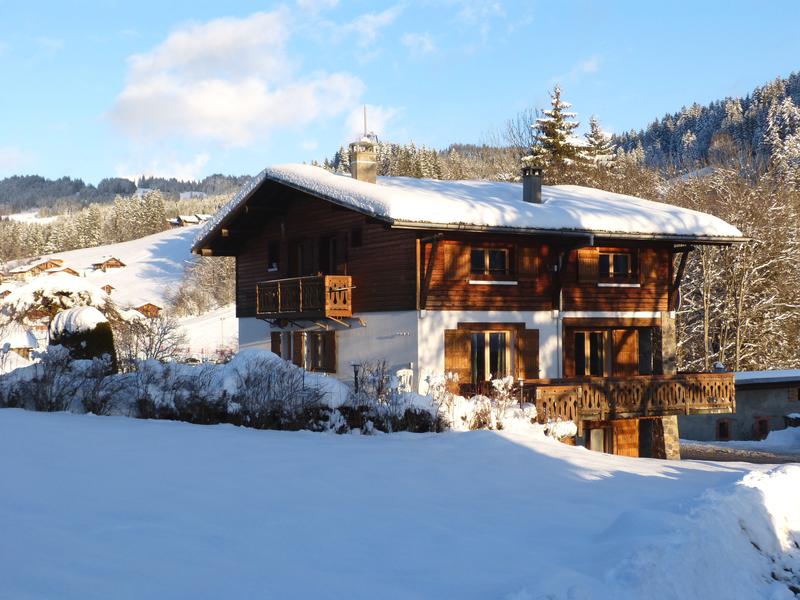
[0, 323, 37, 348]
[50, 306, 108, 337]
[735, 369, 800, 386]
[1, 273, 109, 317]
[193, 164, 743, 251]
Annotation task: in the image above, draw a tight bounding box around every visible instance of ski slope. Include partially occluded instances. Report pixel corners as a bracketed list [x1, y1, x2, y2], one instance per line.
[0, 409, 797, 600]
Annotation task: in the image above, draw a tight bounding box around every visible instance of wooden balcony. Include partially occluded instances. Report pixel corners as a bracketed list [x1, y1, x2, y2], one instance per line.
[522, 372, 736, 423]
[256, 275, 353, 320]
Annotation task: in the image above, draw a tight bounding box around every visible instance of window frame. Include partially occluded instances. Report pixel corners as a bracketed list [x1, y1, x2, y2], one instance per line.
[469, 246, 511, 278]
[470, 329, 513, 384]
[598, 249, 637, 283]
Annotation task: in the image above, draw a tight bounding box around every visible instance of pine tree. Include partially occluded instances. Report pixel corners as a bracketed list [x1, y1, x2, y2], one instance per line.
[527, 85, 581, 167]
[583, 116, 615, 166]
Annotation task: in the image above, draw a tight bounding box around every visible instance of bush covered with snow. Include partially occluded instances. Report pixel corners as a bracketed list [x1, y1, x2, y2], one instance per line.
[49, 307, 118, 373]
[0, 350, 575, 438]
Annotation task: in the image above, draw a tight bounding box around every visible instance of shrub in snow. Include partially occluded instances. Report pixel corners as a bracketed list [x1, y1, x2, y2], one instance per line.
[50, 307, 118, 373]
[113, 314, 187, 368]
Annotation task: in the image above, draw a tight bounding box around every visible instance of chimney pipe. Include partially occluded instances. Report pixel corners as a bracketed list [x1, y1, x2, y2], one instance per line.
[522, 166, 543, 204]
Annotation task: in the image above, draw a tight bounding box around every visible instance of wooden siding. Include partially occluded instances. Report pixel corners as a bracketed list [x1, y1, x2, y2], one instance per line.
[420, 236, 672, 313]
[235, 189, 417, 318]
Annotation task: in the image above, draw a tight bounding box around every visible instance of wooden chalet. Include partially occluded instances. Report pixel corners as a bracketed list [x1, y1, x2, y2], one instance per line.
[135, 303, 162, 318]
[101, 284, 115, 295]
[193, 142, 745, 457]
[8, 258, 65, 281]
[92, 257, 126, 272]
[45, 267, 80, 277]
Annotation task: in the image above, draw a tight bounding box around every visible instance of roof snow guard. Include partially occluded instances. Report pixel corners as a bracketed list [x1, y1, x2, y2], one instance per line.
[193, 164, 744, 253]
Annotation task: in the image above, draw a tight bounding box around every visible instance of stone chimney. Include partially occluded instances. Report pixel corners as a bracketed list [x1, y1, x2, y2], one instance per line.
[521, 165, 543, 204]
[349, 137, 377, 184]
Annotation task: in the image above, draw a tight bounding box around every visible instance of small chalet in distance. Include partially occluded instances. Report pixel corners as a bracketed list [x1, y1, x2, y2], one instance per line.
[193, 139, 745, 457]
[135, 303, 162, 318]
[92, 257, 126, 272]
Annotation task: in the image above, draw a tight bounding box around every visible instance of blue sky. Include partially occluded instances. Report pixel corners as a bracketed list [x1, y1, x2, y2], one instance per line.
[1, 0, 799, 183]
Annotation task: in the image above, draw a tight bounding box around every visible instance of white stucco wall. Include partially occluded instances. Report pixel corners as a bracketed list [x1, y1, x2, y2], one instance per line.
[238, 317, 273, 351]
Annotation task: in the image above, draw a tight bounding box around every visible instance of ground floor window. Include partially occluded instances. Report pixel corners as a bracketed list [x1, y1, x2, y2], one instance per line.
[569, 327, 656, 377]
[271, 330, 336, 373]
[753, 417, 770, 441]
[716, 419, 732, 441]
[470, 331, 511, 384]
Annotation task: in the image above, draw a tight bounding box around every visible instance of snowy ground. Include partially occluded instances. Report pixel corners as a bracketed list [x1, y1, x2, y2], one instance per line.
[1, 409, 798, 600]
[683, 427, 800, 463]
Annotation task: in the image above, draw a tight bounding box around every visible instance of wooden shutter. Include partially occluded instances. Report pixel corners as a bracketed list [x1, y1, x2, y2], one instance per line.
[563, 329, 576, 377]
[517, 246, 538, 281]
[270, 332, 282, 356]
[639, 248, 659, 284]
[444, 329, 471, 386]
[515, 328, 540, 379]
[612, 329, 639, 376]
[612, 419, 640, 457]
[292, 332, 304, 368]
[577, 247, 599, 283]
[322, 331, 337, 373]
[443, 244, 470, 280]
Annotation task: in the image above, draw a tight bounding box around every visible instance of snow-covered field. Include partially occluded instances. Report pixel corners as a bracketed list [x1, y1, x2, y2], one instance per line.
[1, 409, 798, 599]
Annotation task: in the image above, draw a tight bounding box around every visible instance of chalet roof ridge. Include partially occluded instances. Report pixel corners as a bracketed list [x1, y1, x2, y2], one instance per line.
[193, 164, 745, 253]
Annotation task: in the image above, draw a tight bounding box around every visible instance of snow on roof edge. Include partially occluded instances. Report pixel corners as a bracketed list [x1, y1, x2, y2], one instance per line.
[193, 164, 744, 251]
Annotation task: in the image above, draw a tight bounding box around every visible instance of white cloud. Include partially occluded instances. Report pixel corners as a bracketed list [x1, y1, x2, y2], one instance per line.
[296, 0, 339, 12]
[344, 104, 401, 142]
[116, 152, 211, 181]
[553, 55, 602, 85]
[110, 10, 365, 146]
[401, 32, 436, 57]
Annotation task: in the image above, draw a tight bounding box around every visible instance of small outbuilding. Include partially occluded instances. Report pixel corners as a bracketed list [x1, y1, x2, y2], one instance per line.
[92, 257, 126, 272]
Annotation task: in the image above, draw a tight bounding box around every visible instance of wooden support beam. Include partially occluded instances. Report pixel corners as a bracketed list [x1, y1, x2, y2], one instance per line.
[670, 247, 691, 310]
[419, 235, 441, 310]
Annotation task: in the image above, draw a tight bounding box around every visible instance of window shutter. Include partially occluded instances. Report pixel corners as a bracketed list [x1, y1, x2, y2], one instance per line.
[517, 246, 538, 281]
[612, 329, 639, 376]
[292, 332, 304, 368]
[516, 328, 540, 379]
[577, 247, 599, 283]
[444, 329, 471, 386]
[443, 245, 469, 280]
[322, 331, 337, 373]
[270, 332, 282, 356]
[563, 329, 576, 377]
[639, 248, 659, 284]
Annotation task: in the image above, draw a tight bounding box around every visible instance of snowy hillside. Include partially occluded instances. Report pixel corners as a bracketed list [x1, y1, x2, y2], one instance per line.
[1, 409, 797, 600]
[2, 225, 237, 357]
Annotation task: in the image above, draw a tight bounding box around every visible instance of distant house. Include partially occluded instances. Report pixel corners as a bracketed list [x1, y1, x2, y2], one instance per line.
[180, 191, 207, 200]
[135, 303, 162, 318]
[134, 187, 155, 197]
[8, 258, 65, 281]
[45, 267, 80, 277]
[195, 213, 212, 222]
[0, 323, 38, 359]
[680, 370, 800, 442]
[167, 217, 182, 228]
[92, 257, 126, 272]
[101, 284, 115, 295]
[0, 289, 10, 299]
[177, 215, 201, 226]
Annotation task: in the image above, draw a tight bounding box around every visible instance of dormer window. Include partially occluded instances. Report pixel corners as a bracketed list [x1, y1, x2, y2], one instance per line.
[470, 248, 509, 276]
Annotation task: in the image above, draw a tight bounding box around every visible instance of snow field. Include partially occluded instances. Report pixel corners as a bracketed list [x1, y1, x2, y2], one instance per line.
[0, 409, 797, 600]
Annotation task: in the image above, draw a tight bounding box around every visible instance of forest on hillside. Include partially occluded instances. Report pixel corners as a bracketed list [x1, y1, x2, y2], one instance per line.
[0, 173, 249, 215]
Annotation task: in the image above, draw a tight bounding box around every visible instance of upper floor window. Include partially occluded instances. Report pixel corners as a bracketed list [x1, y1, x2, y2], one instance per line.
[598, 250, 635, 281]
[267, 241, 280, 272]
[470, 248, 509, 276]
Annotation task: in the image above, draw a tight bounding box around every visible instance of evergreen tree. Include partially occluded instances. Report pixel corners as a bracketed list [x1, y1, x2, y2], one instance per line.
[527, 85, 581, 167]
[583, 116, 615, 165]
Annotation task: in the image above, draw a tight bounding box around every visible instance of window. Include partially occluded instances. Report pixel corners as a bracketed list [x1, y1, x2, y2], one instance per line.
[470, 248, 510, 276]
[574, 331, 609, 376]
[716, 419, 732, 441]
[267, 241, 280, 272]
[754, 417, 770, 441]
[305, 331, 336, 373]
[470, 331, 511, 384]
[638, 329, 654, 375]
[598, 250, 636, 281]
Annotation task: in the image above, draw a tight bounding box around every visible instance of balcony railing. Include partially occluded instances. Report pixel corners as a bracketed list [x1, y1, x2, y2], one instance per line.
[256, 275, 352, 320]
[524, 373, 735, 423]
